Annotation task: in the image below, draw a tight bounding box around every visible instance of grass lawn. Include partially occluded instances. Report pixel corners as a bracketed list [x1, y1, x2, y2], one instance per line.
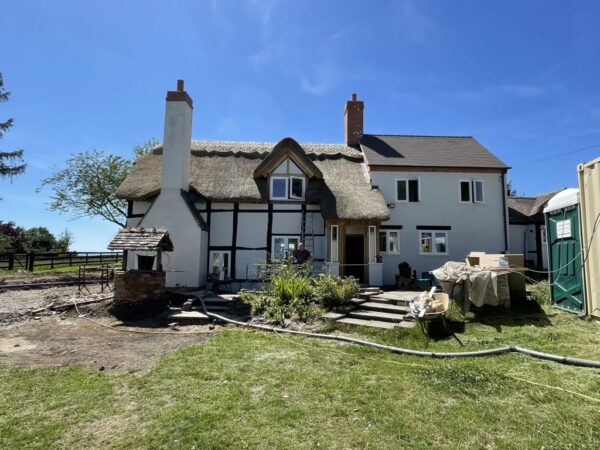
[1, 304, 600, 449]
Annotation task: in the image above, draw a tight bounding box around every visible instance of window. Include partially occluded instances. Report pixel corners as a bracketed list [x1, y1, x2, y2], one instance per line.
[290, 176, 304, 199]
[396, 178, 420, 202]
[269, 158, 306, 200]
[420, 231, 448, 255]
[272, 236, 299, 260]
[330, 225, 338, 262]
[379, 230, 400, 254]
[459, 180, 484, 203]
[137, 255, 155, 271]
[209, 251, 230, 278]
[271, 177, 288, 200]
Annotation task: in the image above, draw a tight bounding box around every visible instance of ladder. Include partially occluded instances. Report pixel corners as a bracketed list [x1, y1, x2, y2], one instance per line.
[301, 209, 315, 254]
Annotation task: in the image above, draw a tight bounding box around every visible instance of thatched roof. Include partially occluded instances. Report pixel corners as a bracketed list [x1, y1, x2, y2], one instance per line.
[116, 140, 390, 220]
[507, 189, 564, 225]
[108, 228, 174, 251]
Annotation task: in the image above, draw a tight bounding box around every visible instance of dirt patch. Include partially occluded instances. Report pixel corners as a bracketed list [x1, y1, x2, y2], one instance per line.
[0, 281, 220, 372]
[0, 283, 109, 325]
[0, 270, 82, 285]
[0, 302, 219, 373]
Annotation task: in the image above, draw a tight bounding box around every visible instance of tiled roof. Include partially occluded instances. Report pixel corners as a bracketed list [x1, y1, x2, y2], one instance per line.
[108, 227, 174, 251]
[360, 134, 509, 169]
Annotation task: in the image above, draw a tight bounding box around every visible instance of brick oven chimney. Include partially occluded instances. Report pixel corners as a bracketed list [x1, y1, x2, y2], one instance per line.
[160, 79, 193, 192]
[344, 93, 364, 147]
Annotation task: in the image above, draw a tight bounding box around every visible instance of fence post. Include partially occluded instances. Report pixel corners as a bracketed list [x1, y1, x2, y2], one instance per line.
[69, 253, 72, 267]
[99, 253, 102, 265]
[50, 254, 54, 269]
[8, 254, 14, 270]
[85, 253, 88, 265]
[28, 252, 35, 271]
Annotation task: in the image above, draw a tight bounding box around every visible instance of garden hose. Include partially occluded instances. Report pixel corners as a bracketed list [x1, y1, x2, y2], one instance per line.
[196, 297, 600, 369]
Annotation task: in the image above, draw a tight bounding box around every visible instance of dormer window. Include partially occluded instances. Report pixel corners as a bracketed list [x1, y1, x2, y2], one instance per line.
[269, 158, 306, 200]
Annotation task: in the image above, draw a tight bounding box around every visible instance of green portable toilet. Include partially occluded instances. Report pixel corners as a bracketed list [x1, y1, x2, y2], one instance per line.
[543, 188, 586, 314]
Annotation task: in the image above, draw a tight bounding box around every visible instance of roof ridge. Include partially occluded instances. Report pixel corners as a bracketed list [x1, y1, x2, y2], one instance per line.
[189, 139, 348, 146]
[363, 133, 474, 139]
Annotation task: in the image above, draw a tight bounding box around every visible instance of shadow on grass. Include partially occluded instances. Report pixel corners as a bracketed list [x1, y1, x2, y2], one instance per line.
[465, 296, 552, 332]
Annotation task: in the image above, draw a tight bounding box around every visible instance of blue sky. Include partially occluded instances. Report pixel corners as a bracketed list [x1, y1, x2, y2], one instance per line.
[2, 0, 600, 251]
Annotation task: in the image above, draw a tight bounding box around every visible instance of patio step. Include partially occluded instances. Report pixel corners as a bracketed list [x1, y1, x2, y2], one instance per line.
[322, 312, 346, 320]
[167, 310, 210, 325]
[348, 310, 405, 323]
[350, 297, 366, 305]
[361, 301, 410, 314]
[336, 317, 397, 329]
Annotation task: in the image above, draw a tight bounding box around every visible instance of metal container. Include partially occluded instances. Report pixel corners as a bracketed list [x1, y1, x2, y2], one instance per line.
[578, 156, 600, 319]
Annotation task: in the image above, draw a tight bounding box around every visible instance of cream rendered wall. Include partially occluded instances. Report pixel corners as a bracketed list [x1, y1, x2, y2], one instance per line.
[370, 170, 507, 285]
[237, 212, 268, 248]
[210, 211, 234, 246]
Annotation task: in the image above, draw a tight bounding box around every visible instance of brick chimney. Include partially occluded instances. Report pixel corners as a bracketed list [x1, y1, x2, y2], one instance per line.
[160, 79, 193, 192]
[344, 93, 364, 147]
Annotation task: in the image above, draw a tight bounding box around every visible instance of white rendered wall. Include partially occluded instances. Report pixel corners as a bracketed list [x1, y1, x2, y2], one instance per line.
[138, 191, 204, 287]
[370, 170, 507, 285]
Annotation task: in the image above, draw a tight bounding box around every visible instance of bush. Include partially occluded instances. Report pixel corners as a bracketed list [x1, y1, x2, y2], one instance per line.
[530, 280, 551, 305]
[240, 264, 317, 325]
[312, 273, 360, 309]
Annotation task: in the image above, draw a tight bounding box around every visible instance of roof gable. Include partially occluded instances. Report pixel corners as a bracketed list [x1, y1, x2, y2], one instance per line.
[252, 137, 323, 179]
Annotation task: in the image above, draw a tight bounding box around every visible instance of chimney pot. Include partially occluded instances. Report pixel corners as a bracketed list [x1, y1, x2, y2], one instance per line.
[352, 93, 357, 101]
[177, 79, 184, 91]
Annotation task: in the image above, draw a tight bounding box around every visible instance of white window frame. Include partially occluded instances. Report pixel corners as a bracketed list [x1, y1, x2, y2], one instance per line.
[330, 225, 339, 262]
[368, 225, 377, 262]
[459, 179, 485, 204]
[270, 176, 289, 200]
[271, 236, 300, 261]
[209, 250, 231, 278]
[289, 176, 305, 200]
[419, 231, 449, 256]
[396, 178, 420, 203]
[379, 229, 401, 255]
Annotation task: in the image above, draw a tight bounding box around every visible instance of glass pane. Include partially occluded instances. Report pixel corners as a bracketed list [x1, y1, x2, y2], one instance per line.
[474, 181, 483, 202]
[291, 177, 304, 198]
[272, 178, 287, 198]
[331, 226, 338, 241]
[212, 253, 220, 274]
[435, 233, 447, 253]
[397, 180, 407, 200]
[379, 232, 387, 253]
[389, 231, 398, 253]
[273, 238, 286, 259]
[421, 233, 432, 253]
[408, 179, 419, 202]
[460, 181, 471, 202]
[222, 253, 229, 275]
[288, 238, 299, 254]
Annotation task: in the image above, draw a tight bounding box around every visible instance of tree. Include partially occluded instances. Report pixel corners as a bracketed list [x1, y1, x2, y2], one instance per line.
[0, 73, 25, 178]
[507, 180, 518, 197]
[39, 140, 158, 228]
[25, 227, 57, 253]
[54, 229, 73, 253]
[0, 221, 28, 253]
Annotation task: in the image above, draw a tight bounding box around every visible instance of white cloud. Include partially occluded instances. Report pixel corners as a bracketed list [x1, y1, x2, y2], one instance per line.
[300, 62, 337, 96]
[390, 0, 435, 44]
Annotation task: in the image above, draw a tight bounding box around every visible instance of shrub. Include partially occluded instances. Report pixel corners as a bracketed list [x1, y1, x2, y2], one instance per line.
[313, 273, 360, 309]
[240, 264, 317, 325]
[530, 280, 551, 305]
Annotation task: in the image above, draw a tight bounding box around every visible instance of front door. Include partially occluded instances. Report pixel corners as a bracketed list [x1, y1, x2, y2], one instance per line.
[344, 235, 364, 282]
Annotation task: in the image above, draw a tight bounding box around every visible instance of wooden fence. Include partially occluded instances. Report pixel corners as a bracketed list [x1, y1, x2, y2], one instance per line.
[0, 252, 123, 271]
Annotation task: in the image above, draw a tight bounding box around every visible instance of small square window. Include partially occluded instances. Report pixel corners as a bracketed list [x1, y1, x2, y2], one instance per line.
[397, 179, 419, 202]
[271, 177, 288, 199]
[420, 231, 448, 255]
[290, 177, 304, 199]
[380, 229, 400, 255]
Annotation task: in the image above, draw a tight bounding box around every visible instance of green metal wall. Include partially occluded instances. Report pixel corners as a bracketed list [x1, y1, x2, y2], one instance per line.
[546, 206, 585, 314]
